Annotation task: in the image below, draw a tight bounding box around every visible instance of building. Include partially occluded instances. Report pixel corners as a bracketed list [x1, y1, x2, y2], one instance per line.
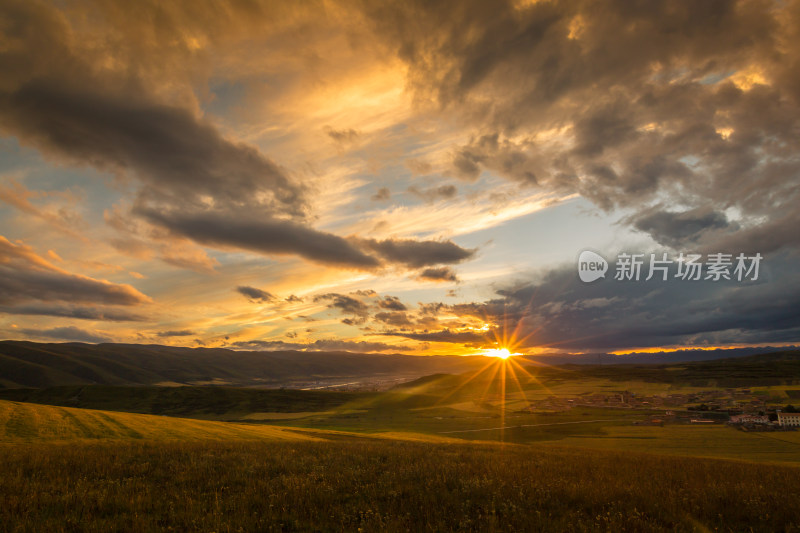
[729, 414, 770, 425]
[777, 411, 800, 427]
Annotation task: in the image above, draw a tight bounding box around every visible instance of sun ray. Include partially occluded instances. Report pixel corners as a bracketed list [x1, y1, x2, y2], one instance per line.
[504, 358, 531, 406]
[475, 359, 503, 409]
[433, 357, 499, 407]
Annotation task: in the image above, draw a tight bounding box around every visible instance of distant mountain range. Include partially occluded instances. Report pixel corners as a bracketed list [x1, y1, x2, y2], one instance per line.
[0, 340, 794, 389]
[0, 341, 487, 388]
[522, 346, 798, 366]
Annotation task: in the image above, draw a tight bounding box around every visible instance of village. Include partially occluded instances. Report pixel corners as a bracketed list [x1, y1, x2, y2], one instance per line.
[522, 388, 800, 430]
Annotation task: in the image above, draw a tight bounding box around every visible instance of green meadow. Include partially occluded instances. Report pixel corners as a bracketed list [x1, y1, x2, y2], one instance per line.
[3, 352, 800, 531]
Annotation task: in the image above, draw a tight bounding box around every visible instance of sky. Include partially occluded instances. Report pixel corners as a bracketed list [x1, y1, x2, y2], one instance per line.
[0, 0, 798, 356]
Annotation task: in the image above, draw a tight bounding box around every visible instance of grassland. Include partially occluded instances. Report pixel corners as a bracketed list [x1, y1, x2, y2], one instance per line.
[0, 385, 369, 419]
[3, 438, 800, 532]
[3, 351, 800, 530]
[0, 400, 315, 443]
[4, 379, 800, 467]
[532, 350, 800, 388]
[552, 425, 800, 464]
[3, 387, 800, 530]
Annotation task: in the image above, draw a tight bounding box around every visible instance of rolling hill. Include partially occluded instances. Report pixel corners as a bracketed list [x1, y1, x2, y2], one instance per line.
[0, 385, 370, 418]
[0, 399, 317, 443]
[527, 349, 800, 387]
[0, 340, 485, 388]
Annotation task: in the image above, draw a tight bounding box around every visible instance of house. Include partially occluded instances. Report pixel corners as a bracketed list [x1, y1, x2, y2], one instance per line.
[729, 414, 770, 425]
[776, 411, 800, 427]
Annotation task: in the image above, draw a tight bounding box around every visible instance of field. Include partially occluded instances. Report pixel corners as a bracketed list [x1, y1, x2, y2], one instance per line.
[0, 400, 317, 443]
[0, 386, 369, 420]
[3, 352, 800, 530]
[3, 436, 800, 532]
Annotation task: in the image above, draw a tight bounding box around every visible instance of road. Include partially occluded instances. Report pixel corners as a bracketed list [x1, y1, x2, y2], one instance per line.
[439, 418, 626, 434]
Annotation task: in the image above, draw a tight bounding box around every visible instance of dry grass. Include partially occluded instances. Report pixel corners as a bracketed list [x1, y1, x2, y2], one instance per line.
[0, 400, 315, 443]
[2, 439, 800, 532]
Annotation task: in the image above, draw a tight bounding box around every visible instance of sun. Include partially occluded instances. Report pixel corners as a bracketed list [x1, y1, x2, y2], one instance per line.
[484, 347, 513, 359]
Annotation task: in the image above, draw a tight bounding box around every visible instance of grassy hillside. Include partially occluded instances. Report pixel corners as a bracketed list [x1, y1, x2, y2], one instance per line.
[530, 349, 800, 387]
[2, 398, 800, 530]
[0, 399, 316, 443]
[0, 340, 485, 388]
[0, 385, 370, 418]
[2, 438, 800, 532]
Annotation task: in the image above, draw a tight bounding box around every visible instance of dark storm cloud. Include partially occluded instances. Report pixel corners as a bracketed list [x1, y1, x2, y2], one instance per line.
[630, 206, 734, 249]
[435, 250, 800, 352]
[236, 286, 277, 303]
[705, 211, 800, 256]
[1, 82, 304, 215]
[361, 238, 476, 268]
[363, 0, 800, 253]
[18, 326, 112, 344]
[0, 0, 482, 274]
[417, 266, 459, 283]
[230, 339, 406, 353]
[137, 208, 381, 269]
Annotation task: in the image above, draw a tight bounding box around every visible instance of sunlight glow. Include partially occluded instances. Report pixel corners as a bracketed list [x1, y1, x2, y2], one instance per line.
[484, 348, 513, 359]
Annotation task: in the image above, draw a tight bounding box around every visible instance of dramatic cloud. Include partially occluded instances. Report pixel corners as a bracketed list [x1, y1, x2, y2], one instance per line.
[236, 286, 277, 304]
[364, 0, 800, 253]
[630, 206, 734, 249]
[429, 250, 800, 352]
[0, 0, 479, 275]
[361, 238, 476, 268]
[2, 82, 304, 215]
[0, 236, 151, 308]
[138, 208, 381, 269]
[1, 0, 797, 352]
